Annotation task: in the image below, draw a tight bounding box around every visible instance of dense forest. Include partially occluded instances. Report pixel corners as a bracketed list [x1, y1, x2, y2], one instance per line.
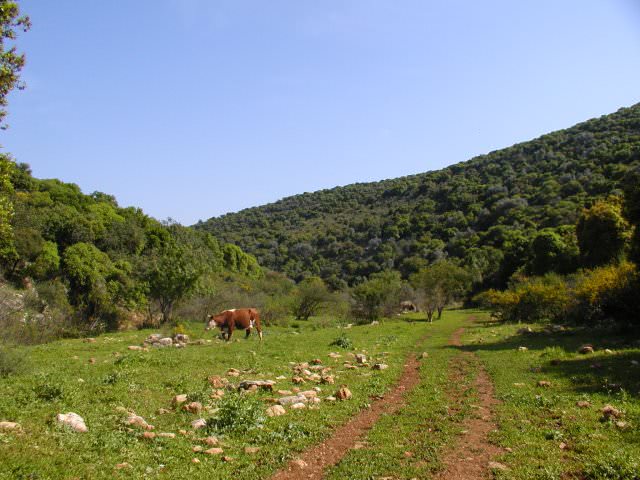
[197, 104, 640, 289]
[0, 160, 262, 338]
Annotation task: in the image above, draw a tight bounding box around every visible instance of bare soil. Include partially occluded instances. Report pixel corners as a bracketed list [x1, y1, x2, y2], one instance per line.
[270, 352, 423, 480]
[434, 327, 502, 480]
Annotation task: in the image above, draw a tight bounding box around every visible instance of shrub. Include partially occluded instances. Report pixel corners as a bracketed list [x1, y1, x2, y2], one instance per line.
[572, 262, 638, 324]
[207, 392, 265, 433]
[329, 333, 353, 350]
[0, 346, 25, 378]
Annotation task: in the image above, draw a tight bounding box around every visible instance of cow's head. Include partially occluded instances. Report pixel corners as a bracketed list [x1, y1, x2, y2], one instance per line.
[205, 313, 224, 331]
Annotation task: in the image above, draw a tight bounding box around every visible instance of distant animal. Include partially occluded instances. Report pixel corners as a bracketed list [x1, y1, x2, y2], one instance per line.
[206, 308, 263, 341]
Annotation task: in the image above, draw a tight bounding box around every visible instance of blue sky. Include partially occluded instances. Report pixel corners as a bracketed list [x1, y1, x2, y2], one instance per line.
[2, 0, 640, 225]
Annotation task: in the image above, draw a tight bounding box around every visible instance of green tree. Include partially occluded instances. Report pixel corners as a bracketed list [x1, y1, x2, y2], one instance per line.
[622, 167, 640, 264]
[576, 198, 632, 268]
[527, 229, 578, 276]
[411, 261, 472, 321]
[291, 276, 332, 321]
[144, 242, 201, 324]
[351, 271, 403, 322]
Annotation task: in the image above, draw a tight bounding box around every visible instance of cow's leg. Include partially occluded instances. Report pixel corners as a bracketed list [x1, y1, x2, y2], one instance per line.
[227, 325, 234, 341]
[245, 328, 251, 339]
[257, 326, 263, 341]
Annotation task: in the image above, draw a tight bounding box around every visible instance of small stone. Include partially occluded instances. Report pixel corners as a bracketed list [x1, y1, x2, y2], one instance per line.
[88, 357, 96, 364]
[420, 352, 428, 359]
[336, 386, 352, 400]
[0, 421, 21, 431]
[291, 459, 307, 469]
[615, 421, 629, 429]
[276, 375, 287, 380]
[604, 349, 613, 354]
[328, 352, 342, 359]
[84, 338, 96, 343]
[517, 327, 533, 334]
[244, 447, 260, 454]
[172, 394, 188, 407]
[299, 390, 318, 399]
[183, 402, 203, 414]
[158, 432, 175, 438]
[601, 405, 622, 420]
[204, 447, 224, 455]
[310, 358, 322, 365]
[278, 395, 307, 406]
[291, 402, 306, 410]
[192, 446, 203, 453]
[559, 442, 568, 450]
[537, 381, 552, 388]
[355, 354, 367, 364]
[227, 368, 241, 377]
[191, 458, 200, 464]
[56, 412, 88, 433]
[115, 462, 130, 469]
[631, 360, 639, 366]
[504, 447, 513, 453]
[518, 346, 528, 352]
[266, 405, 286, 417]
[142, 432, 156, 440]
[207, 375, 228, 388]
[488, 461, 509, 471]
[128, 345, 143, 351]
[157, 408, 171, 415]
[222, 456, 233, 462]
[203, 436, 219, 446]
[576, 400, 591, 408]
[191, 418, 207, 430]
[579, 344, 594, 354]
[325, 396, 337, 402]
[372, 363, 388, 370]
[404, 451, 413, 458]
[178, 429, 188, 435]
[277, 390, 293, 396]
[159, 337, 173, 346]
[126, 414, 153, 430]
[292, 376, 305, 384]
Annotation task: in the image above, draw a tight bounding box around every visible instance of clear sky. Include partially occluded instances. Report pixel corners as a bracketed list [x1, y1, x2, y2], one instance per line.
[2, 1, 640, 225]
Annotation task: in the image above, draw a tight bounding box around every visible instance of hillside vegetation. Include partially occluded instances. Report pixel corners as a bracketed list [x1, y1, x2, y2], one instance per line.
[197, 104, 640, 288]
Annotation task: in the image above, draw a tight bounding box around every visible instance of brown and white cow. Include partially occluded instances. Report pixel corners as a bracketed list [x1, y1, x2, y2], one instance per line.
[206, 308, 263, 341]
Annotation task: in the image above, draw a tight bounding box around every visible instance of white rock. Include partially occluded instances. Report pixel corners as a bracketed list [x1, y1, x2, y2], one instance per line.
[191, 418, 207, 430]
[0, 421, 21, 431]
[291, 402, 306, 410]
[278, 395, 307, 406]
[56, 413, 88, 433]
[266, 405, 286, 417]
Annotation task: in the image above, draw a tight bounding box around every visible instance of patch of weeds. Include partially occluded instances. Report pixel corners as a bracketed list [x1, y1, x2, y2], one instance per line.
[378, 334, 398, 346]
[544, 429, 564, 441]
[186, 388, 210, 405]
[206, 391, 265, 433]
[260, 422, 310, 444]
[114, 353, 143, 367]
[330, 333, 353, 350]
[582, 451, 640, 479]
[0, 346, 26, 378]
[102, 371, 126, 385]
[33, 377, 64, 401]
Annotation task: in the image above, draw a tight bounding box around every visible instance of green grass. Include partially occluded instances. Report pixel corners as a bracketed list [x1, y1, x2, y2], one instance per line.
[0, 319, 428, 479]
[463, 318, 640, 480]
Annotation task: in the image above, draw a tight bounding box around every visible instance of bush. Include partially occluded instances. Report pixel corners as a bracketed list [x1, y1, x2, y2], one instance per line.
[329, 333, 353, 350]
[207, 392, 265, 433]
[572, 262, 638, 325]
[0, 346, 25, 377]
[477, 274, 571, 323]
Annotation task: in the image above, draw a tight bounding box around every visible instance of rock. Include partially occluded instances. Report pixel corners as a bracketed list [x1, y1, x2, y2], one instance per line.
[56, 413, 88, 433]
[126, 414, 153, 430]
[277, 390, 293, 396]
[420, 352, 429, 359]
[238, 380, 275, 391]
[537, 381, 552, 388]
[292, 376, 305, 384]
[222, 456, 233, 462]
[306, 373, 322, 382]
[0, 421, 21, 431]
[207, 376, 228, 388]
[310, 358, 322, 365]
[158, 432, 175, 438]
[191, 458, 200, 464]
[488, 461, 510, 471]
[631, 360, 639, 366]
[321, 375, 335, 384]
[157, 408, 171, 415]
[183, 402, 203, 414]
[291, 403, 306, 410]
[559, 442, 568, 450]
[549, 325, 565, 333]
[275, 375, 287, 380]
[309, 397, 321, 405]
[173, 333, 189, 343]
[291, 459, 308, 469]
[518, 346, 528, 352]
[601, 405, 622, 420]
[517, 327, 533, 335]
[355, 354, 367, 364]
[604, 349, 613, 354]
[576, 400, 591, 408]
[210, 389, 225, 400]
[336, 386, 352, 400]
[142, 431, 156, 440]
[127, 345, 144, 351]
[158, 337, 173, 346]
[192, 446, 203, 453]
[145, 334, 163, 344]
[203, 436, 219, 446]
[278, 395, 307, 406]
[227, 368, 241, 377]
[204, 447, 224, 455]
[370, 321, 379, 325]
[579, 344, 594, 354]
[115, 462, 131, 469]
[404, 451, 413, 458]
[88, 357, 96, 364]
[244, 447, 260, 454]
[615, 421, 629, 429]
[325, 396, 337, 402]
[299, 390, 318, 399]
[84, 338, 96, 343]
[172, 394, 188, 407]
[191, 418, 207, 430]
[266, 405, 286, 417]
[372, 363, 388, 370]
[328, 352, 342, 359]
[344, 364, 357, 370]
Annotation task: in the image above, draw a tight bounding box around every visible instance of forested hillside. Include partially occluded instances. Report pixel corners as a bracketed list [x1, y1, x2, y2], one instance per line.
[0, 161, 262, 338]
[197, 104, 640, 288]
